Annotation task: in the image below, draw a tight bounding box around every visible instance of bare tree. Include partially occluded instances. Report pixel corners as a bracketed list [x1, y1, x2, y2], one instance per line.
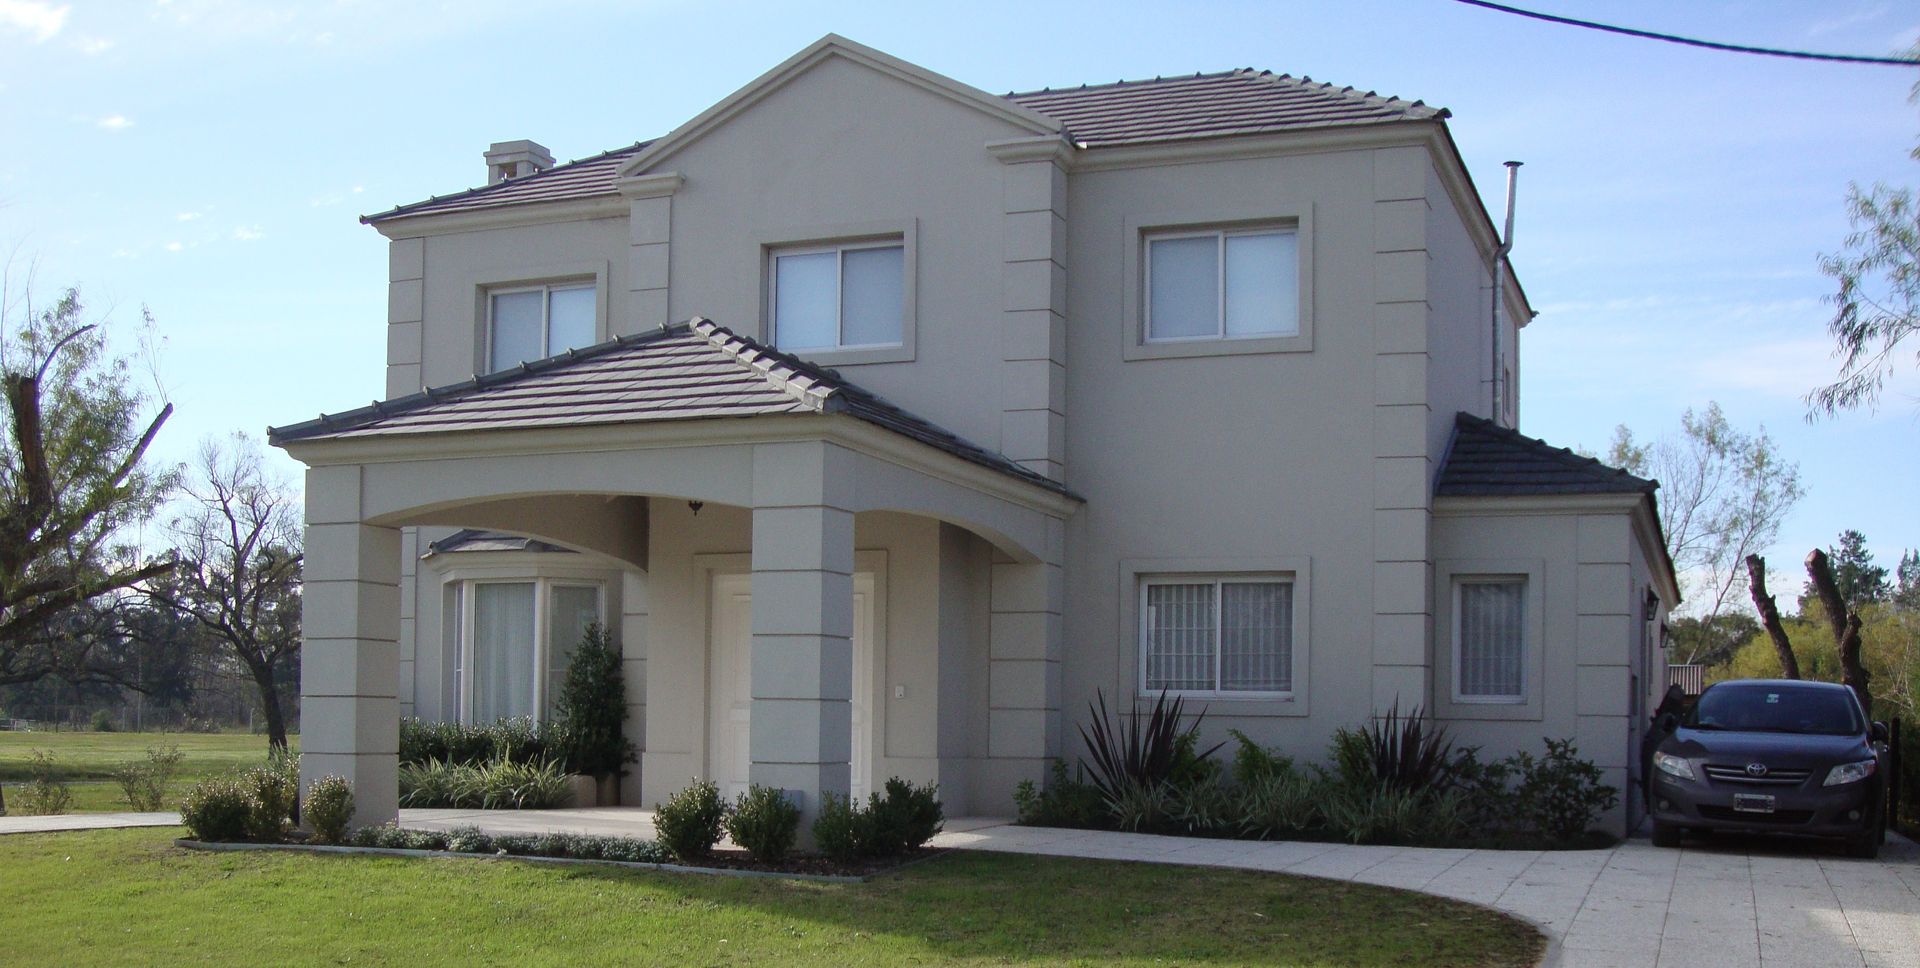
[151, 434, 302, 750]
[1745, 554, 1801, 680]
[1608, 403, 1802, 660]
[1743, 550, 1874, 716]
[1, 284, 174, 685]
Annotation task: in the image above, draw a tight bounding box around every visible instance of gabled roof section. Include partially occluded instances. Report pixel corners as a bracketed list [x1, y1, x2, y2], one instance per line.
[362, 142, 648, 225]
[1006, 69, 1445, 148]
[1436, 412, 1656, 497]
[267, 318, 1070, 497]
[615, 33, 1063, 179]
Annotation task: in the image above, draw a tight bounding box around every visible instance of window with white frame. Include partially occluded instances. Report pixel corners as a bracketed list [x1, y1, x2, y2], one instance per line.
[487, 282, 596, 373]
[449, 578, 604, 723]
[1145, 227, 1298, 342]
[1140, 576, 1293, 696]
[1454, 577, 1526, 702]
[769, 241, 905, 351]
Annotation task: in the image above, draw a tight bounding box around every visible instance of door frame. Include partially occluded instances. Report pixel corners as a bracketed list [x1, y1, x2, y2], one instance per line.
[695, 550, 889, 798]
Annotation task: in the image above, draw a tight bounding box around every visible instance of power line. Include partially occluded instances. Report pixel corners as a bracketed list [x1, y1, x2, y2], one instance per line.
[1453, 0, 1920, 67]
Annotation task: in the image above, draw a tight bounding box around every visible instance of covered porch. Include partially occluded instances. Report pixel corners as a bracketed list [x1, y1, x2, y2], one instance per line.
[271, 320, 1078, 835]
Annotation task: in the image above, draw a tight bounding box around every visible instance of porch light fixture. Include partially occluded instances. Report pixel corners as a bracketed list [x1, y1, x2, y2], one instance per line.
[688, 500, 705, 516]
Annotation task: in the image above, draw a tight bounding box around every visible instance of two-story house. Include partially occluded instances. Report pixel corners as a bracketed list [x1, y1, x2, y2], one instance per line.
[270, 35, 1678, 836]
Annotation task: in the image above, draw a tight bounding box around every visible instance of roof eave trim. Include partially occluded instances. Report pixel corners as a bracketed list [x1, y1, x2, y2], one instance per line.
[364, 194, 630, 239]
[616, 33, 1062, 179]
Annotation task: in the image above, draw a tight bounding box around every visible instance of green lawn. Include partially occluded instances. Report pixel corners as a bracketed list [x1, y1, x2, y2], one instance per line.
[0, 730, 293, 813]
[0, 828, 1541, 967]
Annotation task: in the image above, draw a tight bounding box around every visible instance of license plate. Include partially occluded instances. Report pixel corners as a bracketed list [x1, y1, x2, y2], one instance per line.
[1732, 793, 1776, 814]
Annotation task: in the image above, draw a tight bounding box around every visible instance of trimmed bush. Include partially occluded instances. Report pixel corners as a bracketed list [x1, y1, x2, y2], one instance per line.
[180, 777, 253, 842]
[810, 791, 870, 862]
[305, 775, 355, 845]
[725, 785, 801, 862]
[1510, 738, 1618, 840]
[113, 745, 184, 812]
[444, 826, 494, 854]
[866, 778, 943, 852]
[1013, 761, 1108, 829]
[18, 750, 71, 816]
[239, 765, 297, 842]
[399, 716, 550, 768]
[652, 778, 725, 860]
[550, 623, 637, 779]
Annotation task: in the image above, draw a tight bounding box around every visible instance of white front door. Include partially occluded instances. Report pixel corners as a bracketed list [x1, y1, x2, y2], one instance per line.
[708, 572, 875, 802]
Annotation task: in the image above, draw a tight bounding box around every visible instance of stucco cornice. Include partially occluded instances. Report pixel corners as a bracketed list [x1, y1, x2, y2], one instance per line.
[279, 413, 1081, 520]
[367, 195, 628, 239]
[986, 135, 1076, 166]
[616, 171, 685, 199]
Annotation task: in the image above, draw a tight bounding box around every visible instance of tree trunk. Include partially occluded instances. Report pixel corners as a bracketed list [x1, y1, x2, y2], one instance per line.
[1806, 549, 1873, 717]
[247, 659, 290, 754]
[1745, 554, 1801, 680]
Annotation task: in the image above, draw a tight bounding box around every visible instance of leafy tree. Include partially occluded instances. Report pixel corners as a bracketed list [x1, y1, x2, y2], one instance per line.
[1666, 613, 1760, 669]
[0, 286, 174, 686]
[1810, 60, 1920, 417]
[149, 434, 302, 751]
[1605, 403, 1801, 658]
[1896, 549, 1920, 610]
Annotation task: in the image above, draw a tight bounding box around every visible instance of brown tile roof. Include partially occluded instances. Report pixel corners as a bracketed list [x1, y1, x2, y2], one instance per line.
[268, 319, 1072, 497]
[364, 69, 1442, 224]
[1436, 413, 1656, 497]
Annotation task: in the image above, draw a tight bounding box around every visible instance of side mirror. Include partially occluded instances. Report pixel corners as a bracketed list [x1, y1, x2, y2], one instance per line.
[1658, 713, 1680, 735]
[1870, 721, 1889, 744]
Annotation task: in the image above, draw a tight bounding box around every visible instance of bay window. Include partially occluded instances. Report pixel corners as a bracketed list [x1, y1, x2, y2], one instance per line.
[448, 577, 605, 723]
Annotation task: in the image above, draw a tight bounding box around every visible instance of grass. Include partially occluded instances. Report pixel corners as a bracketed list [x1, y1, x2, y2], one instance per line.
[0, 828, 1542, 967]
[0, 731, 294, 813]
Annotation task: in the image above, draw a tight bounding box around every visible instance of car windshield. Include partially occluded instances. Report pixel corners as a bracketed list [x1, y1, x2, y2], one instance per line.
[1685, 684, 1861, 736]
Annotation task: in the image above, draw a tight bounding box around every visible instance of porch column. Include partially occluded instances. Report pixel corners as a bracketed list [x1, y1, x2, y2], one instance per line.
[749, 442, 855, 835]
[300, 466, 402, 827]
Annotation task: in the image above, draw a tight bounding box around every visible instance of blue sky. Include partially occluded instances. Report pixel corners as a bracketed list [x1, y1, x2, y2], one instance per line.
[2, 0, 1916, 588]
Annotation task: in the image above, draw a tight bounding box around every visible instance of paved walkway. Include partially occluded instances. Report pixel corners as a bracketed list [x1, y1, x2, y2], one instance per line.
[7, 806, 1915, 967]
[403, 808, 1920, 968]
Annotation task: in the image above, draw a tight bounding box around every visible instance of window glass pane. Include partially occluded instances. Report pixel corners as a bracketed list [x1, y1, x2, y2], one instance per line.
[840, 245, 904, 347]
[1459, 581, 1524, 699]
[1144, 583, 1216, 691]
[471, 583, 536, 722]
[489, 291, 544, 372]
[546, 585, 601, 719]
[1224, 232, 1299, 337]
[1221, 582, 1291, 692]
[1148, 235, 1219, 340]
[444, 584, 463, 720]
[547, 286, 597, 355]
[774, 252, 838, 349]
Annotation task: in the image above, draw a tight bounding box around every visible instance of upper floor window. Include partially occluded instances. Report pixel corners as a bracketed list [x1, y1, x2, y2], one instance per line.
[1454, 577, 1525, 703]
[1140, 575, 1293, 697]
[488, 282, 595, 373]
[770, 241, 905, 351]
[1145, 228, 1299, 342]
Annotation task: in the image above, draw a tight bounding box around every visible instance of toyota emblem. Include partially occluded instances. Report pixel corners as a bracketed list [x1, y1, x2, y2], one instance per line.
[1745, 762, 1769, 777]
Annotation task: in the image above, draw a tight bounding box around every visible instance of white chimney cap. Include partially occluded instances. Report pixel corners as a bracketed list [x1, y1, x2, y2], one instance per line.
[484, 140, 555, 184]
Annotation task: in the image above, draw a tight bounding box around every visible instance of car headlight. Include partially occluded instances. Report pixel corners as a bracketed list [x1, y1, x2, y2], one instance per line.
[1654, 751, 1695, 780]
[1823, 759, 1877, 787]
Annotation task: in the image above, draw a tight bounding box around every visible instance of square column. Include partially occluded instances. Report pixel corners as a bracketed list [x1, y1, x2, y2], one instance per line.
[749, 442, 855, 836]
[300, 467, 402, 827]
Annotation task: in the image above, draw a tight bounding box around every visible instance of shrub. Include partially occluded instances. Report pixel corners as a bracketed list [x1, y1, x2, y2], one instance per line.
[1107, 781, 1172, 833]
[1165, 776, 1234, 836]
[866, 777, 943, 853]
[653, 778, 725, 860]
[1228, 730, 1293, 787]
[476, 757, 572, 809]
[810, 791, 872, 862]
[399, 716, 551, 768]
[113, 745, 184, 812]
[725, 785, 801, 862]
[1013, 761, 1109, 829]
[1510, 738, 1618, 841]
[1330, 702, 1455, 796]
[490, 833, 541, 855]
[305, 775, 355, 845]
[238, 765, 298, 842]
[551, 623, 637, 779]
[444, 826, 494, 854]
[180, 778, 253, 842]
[90, 709, 116, 732]
[18, 750, 71, 816]
[1080, 689, 1224, 805]
[399, 758, 481, 808]
[1236, 771, 1324, 839]
[602, 836, 672, 864]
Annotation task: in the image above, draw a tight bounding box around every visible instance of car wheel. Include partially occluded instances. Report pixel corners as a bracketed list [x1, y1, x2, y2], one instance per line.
[1651, 821, 1682, 848]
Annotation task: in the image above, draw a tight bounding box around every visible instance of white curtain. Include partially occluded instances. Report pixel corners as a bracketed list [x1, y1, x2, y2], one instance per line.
[774, 251, 838, 349]
[1459, 580, 1525, 698]
[1223, 231, 1298, 337]
[545, 585, 601, 719]
[488, 291, 543, 372]
[840, 245, 904, 346]
[472, 582, 536, 722]
[1220, 582, 1291, 692]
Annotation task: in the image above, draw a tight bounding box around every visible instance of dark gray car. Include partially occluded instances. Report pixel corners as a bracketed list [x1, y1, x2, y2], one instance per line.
[1648, 679, 1888, 858]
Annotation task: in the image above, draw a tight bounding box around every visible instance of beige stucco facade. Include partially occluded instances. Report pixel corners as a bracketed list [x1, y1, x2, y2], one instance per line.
[278, 36, 1677, 836]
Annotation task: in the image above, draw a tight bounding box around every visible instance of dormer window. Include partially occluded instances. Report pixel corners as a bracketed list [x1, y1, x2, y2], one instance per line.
[769, 241, 905, 351]
[1145, 227, 1299, 342]
[488, 282, 596, 372]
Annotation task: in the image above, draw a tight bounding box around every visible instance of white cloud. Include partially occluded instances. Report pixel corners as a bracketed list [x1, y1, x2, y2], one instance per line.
[0, 0, 67, 43]
[163, 241, 182, 252]
[71, 34, 111, 54]
[231, 226, 262, 241]
[176, 211, 201, 221]
[96, 114, 132, 130]
[1808, 3, 1888, 37]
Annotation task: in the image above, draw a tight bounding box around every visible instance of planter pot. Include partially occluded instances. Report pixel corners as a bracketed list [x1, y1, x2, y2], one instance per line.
[596, 774, 620, 806]
[565, 774, 597, 808]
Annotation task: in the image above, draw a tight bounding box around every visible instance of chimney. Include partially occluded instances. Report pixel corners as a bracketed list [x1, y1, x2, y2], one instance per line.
[484, 140, 555, 184]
